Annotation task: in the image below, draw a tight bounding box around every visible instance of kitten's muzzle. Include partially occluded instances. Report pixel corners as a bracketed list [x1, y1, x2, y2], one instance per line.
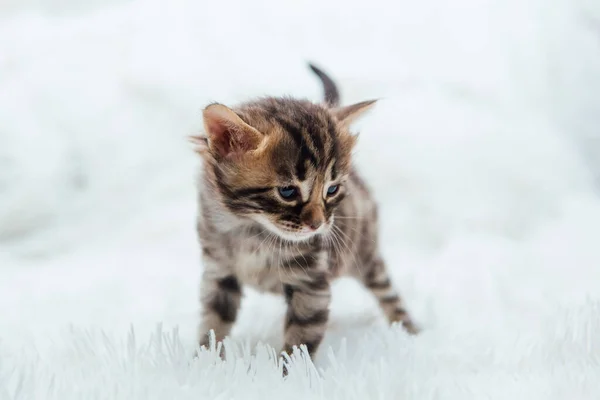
[300, 206, 325, 231]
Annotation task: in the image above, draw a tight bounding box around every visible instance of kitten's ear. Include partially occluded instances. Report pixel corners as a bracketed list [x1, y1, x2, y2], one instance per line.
[331, 99, 377, 128]
[202, 103, 263, 158]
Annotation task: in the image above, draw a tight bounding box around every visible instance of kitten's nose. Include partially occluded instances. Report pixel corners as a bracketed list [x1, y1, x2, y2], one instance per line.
[301, 206, 324, 231]
[307, 219, 323, 231]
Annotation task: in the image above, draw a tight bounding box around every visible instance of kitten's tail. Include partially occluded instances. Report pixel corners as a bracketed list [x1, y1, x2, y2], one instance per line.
[308, 63, 340, 107]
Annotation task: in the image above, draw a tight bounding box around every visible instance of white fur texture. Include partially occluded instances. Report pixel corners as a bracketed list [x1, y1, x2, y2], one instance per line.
[2, 301, 600, 399]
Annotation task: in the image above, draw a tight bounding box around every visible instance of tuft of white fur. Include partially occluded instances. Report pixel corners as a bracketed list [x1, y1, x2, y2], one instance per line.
[2, 301, 600, 399]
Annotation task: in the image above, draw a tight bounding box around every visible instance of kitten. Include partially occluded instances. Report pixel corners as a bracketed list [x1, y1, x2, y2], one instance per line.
[191, 63, 419, 367]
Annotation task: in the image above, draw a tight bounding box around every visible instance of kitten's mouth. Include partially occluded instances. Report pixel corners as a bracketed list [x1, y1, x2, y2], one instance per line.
[276, 226, 326, 242]
[252, 216, 329, 243]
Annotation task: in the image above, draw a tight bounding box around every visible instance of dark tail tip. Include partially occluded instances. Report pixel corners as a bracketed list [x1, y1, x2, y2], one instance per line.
[308, 62, 340, 107]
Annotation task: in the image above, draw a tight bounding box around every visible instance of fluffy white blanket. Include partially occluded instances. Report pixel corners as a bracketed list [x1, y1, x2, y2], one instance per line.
[2, 300, 599, 399]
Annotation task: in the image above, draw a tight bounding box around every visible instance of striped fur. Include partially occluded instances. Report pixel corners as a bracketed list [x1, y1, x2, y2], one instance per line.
[192, 63, 419, 370]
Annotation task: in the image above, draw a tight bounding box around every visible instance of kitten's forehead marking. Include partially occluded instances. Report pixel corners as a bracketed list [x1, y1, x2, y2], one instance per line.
[237, 98, 352, 203]
[296, 158, 338, 202]
[297, 162, 319, 202]
[255, 98, 338, 180]
[299, 179, 313, 202]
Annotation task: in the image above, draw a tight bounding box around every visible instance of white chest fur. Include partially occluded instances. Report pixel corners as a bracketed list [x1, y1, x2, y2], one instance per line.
[232, 237, 283, 293]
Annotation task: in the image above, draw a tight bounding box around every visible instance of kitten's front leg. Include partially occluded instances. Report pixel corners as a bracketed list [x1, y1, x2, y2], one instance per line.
[197, 263, 242, 357]
[280, 251, 332, 371]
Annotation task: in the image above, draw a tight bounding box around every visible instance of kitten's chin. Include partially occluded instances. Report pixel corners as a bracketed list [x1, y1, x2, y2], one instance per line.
[251, 216, 325, 243]
[275, 230, 320, 243]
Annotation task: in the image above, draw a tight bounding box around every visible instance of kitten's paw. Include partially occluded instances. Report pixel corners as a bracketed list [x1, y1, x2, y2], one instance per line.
[402, 320, 422, 335]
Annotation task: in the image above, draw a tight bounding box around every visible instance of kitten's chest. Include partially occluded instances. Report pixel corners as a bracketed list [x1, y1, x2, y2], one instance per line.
[231, 237, 283, 293]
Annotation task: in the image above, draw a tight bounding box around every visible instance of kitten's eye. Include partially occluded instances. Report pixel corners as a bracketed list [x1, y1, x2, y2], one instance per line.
[327, 184, 339, 196]
[278, 186, 298, 199]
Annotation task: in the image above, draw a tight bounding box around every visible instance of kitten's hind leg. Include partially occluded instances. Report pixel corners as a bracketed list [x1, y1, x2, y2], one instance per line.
[360, 256, 420, 335]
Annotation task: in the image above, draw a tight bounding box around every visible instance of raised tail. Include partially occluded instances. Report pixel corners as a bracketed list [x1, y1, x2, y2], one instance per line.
[308, 63, 340, 107]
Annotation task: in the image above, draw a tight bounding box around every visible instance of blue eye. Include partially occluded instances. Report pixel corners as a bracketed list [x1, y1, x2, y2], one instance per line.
[278, 186, 297, 199]
[327, 185, 339, 195]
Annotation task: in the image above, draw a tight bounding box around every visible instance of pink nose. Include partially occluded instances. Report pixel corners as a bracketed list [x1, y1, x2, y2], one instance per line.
[306, 220, 323, 230]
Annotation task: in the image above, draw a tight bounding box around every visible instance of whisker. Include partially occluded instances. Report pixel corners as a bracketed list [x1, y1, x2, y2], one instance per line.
[292, 243, 310, 278]
[340, 221, 375, 244]
[253, 229, 273, 257]
[252, 231, 275, 281]
[247, 227, 268, 241]
[272, 236, 287, 286]
[327, 228, 344, 275]
[332, 224, 363, 278]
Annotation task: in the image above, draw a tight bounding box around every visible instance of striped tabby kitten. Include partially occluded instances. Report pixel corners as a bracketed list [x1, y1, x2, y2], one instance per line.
[191, 64, 419, 366]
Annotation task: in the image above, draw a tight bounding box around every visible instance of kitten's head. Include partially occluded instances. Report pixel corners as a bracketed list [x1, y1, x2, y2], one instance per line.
[192, 69, 375, 242]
